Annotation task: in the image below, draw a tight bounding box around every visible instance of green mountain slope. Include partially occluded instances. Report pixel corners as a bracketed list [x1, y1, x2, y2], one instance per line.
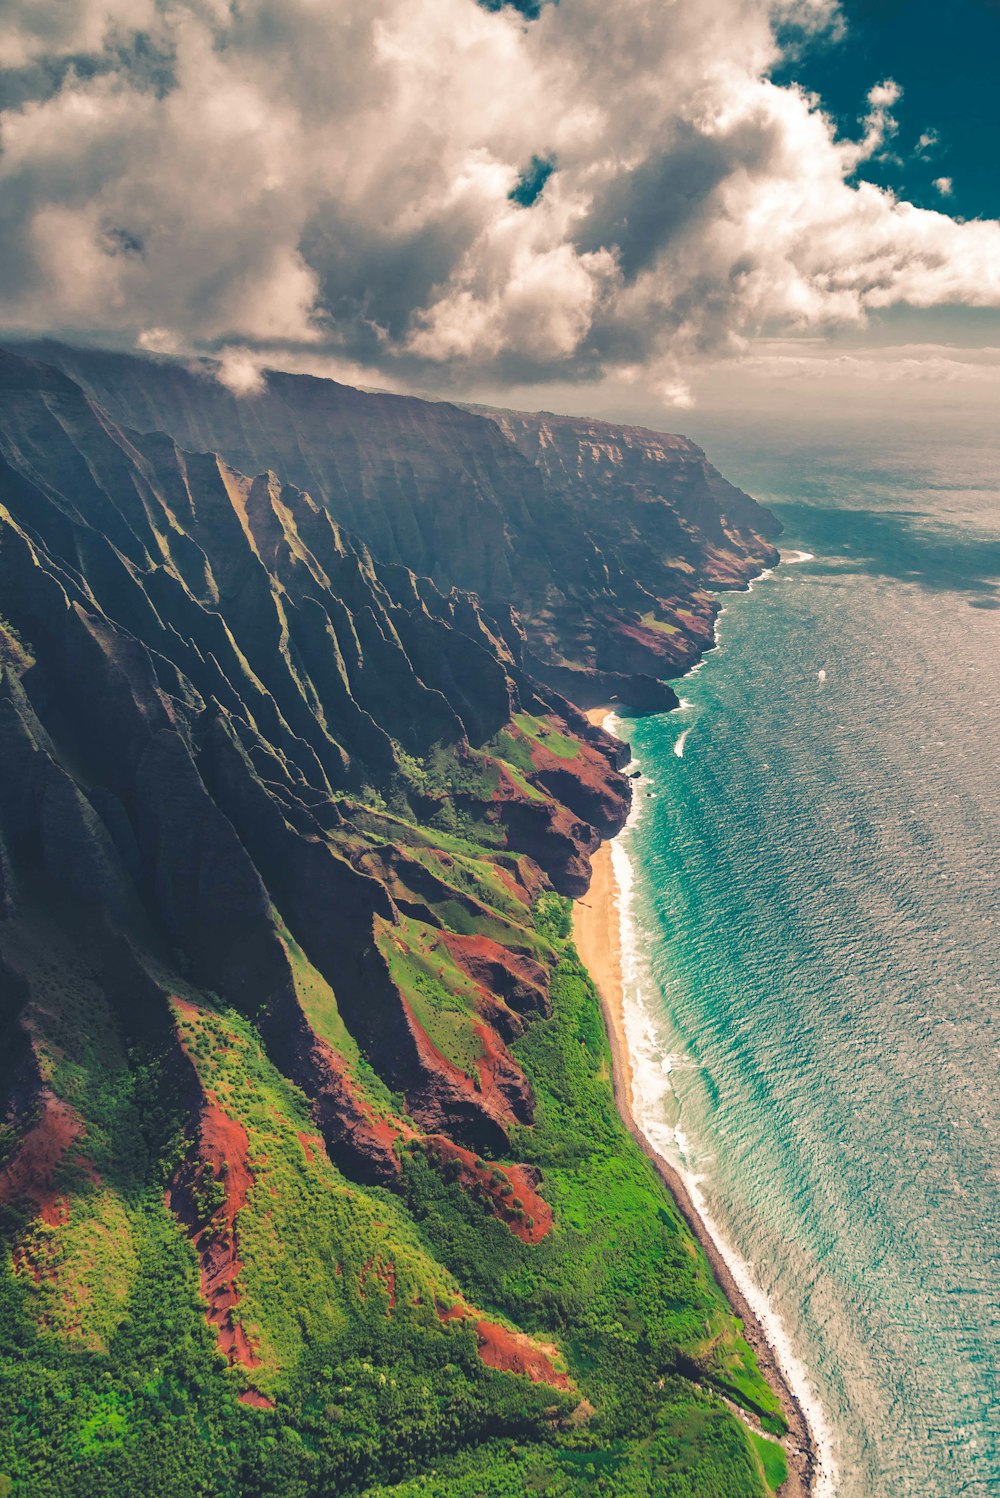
[0, 349, 785, 1496]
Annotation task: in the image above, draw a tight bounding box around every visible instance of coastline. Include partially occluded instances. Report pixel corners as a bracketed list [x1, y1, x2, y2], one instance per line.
[574, 708, 818, 1498]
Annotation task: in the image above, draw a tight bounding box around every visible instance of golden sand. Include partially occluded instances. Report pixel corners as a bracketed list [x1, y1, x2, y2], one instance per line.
[570, 705, 816, 1495]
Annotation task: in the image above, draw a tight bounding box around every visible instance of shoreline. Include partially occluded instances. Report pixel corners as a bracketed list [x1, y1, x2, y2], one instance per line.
[574, 708, 818, 1498]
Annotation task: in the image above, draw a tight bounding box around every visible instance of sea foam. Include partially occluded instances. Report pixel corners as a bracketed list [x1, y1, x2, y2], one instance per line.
[607, 730, 838, 1498]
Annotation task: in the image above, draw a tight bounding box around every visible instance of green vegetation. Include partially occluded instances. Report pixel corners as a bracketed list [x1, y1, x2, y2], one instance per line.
[0, 892, 783, 1496]
[378, 914, 489, 1078]
[400, 907, 782, 1441]
[512, 712, 582, 760]
[486, 712, 583, 788]
[749, 1432, 789, 1493]
[0, 338, 790, 1497]
[0, 916, 562, 1498]
[639, 611, 681, 636]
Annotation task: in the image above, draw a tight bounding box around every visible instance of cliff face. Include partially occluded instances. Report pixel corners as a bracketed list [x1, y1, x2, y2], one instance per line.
[0, 347, 783, 1497]
[0, 346, 629, 1154]
[12, 341, 780, 710]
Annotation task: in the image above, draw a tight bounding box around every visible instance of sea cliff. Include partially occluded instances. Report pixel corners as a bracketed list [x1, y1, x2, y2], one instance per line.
[0, 343, 793, 1497]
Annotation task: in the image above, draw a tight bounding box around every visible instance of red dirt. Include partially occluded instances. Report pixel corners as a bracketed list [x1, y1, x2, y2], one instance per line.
[166, 1092, 262, 1370]
[296, 1132, 319, 1164]
[473, 1020, 534, 1123]
[398, 993, 518, 1131]
[359, 1257, 397, 1312]
[0, 1087, 97, 1227]
[520, 718, 632, 839]
[439, 930, 550, 1018]
[418, 1136, 552, 1243]
[435, 1301, 568, 1389]
[492, 861, 535, 906]
[238, 1389, 276, 1410]
[492, 762, 537, 805]
[297, 1031, 412, 1182]
[474, 1319, 570, 1389]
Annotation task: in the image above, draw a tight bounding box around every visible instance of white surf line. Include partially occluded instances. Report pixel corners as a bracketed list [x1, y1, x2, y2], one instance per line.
[674, 727, 691, 758]
[608, 793, 838, 1498]
[779, 550, 815, 564]
[674, 1161, 838, 1498]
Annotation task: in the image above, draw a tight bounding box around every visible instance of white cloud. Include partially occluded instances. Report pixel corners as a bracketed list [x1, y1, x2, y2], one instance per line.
[138, 326, 180, 355]
[933, 176, 954, 197]
[0, 0, 157, 69]
[0, 0, 997, 399]
[214, 346, 267, 397]
[772, 0, 845, 39]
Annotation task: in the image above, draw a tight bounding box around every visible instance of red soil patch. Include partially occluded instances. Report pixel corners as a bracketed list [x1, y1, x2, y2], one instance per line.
[398, 994, 518, 1130]
[0, 1088, 98, 1228]
[612, 618, 680, 656]
[359, 1257, 397, 1311]
[474, 1319, 570, 1389]
[492, 762, 537, 805]
[439, 930, 550, 1019]
[473, 1020, 534, 1122]
[435, 1301, 568, 1389]
[418, 1136, 552, 1243]
[520, 721, 632, 839]
[238, 1389, 276, 1410]
[491, 860, 535, 906]
[300, 1032, 412, 1182]
[296, 1132, 319, 1164]
[166, 1094, 261, 1370]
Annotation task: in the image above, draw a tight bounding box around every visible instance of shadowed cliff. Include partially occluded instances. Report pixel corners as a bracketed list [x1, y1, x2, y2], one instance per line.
[11, 340, 780, 710]
[0, 347, 785, 1498]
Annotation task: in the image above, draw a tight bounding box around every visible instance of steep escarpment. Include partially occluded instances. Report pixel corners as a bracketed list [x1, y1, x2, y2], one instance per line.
[0, 348, 786, 1498]
[11, 340, 780, 711]
[476, 404, 780, 703]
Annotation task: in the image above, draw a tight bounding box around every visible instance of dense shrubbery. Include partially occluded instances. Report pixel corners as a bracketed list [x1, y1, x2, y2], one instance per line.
[0, 904, 783, 1497]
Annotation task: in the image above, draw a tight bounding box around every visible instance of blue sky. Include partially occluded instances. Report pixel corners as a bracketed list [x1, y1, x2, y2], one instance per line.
[777, 0, 1000, 221]
[1, 0, 998, 420]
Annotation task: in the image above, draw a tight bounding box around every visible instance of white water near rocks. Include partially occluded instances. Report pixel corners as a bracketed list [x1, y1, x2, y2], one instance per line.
[607, 426, 1000, 1497]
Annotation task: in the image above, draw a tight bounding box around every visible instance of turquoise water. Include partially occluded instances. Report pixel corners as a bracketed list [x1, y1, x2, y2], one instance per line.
[613, 430, 999, 1498]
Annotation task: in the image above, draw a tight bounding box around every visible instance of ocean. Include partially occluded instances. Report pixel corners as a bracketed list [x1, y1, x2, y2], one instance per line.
[610, 423, 999, 1498]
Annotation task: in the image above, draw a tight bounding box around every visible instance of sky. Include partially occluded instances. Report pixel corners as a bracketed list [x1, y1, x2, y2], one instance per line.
[1, 0, 998, 424]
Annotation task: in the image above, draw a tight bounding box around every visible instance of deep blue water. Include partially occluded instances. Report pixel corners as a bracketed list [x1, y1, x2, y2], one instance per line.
[613, 429, 999, 1497]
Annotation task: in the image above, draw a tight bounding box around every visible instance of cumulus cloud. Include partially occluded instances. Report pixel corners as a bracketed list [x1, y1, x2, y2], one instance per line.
[933, 177, 954, 198]
[213, 346, 267, 397]
[0, 0, 997, 397]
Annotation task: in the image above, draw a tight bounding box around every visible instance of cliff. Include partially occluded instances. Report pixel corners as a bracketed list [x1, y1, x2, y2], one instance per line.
[0, 346, 786, 1498]
[11, 340, 780, 710]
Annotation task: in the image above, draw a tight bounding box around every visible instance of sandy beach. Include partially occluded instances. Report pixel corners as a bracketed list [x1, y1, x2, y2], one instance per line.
[573, 709, 817, 1497]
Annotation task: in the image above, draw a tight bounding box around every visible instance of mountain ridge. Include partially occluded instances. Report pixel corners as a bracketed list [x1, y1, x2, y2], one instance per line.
[0, 345, 788, 1498]
[9, 340, 780, 710]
